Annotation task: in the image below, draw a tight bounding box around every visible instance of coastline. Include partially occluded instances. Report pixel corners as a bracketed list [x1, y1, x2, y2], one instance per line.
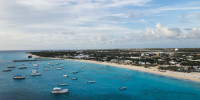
[66, 59, 200, 82]
[30, 54, 200, 82]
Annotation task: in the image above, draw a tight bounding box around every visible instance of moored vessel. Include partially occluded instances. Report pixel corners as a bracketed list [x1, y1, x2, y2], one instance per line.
[51, 87, 68, 94]
[30, 70, 41, 76]
[2, 69, 11, 72]
[13, 75, 25, 79]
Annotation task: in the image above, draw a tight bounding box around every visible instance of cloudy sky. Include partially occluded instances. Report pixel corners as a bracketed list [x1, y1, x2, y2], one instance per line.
[0, 0, 200, 50]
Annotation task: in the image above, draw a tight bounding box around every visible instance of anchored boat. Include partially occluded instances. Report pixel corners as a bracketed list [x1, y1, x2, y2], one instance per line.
[63, 75, 68, 77]
[119, 87, 127, 90]
[33, 64, 38, 67]
[2, 69, 11, 72]
[7, 65, 15, 68]
[56, 67, 62, 70]
[30, 70, 41, 76]
[71, 78, 77, 80]
[51, 87, 68, 94]
[18, 66, 27, 69]
[73, 71, 78, 74]
[87, 81, 95, 83]
[59, 83, 68, 86]
[13, 75, 25, 79]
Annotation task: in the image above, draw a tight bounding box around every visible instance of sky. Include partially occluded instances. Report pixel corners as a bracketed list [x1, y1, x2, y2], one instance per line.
[0, 0, 200, 50]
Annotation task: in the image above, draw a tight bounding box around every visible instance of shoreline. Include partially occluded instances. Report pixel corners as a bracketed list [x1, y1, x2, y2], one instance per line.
[66, 59, 200, 82]
[30, 54, 200, 82]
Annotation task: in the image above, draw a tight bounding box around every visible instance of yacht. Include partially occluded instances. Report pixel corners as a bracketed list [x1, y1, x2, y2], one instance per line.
[51, 87, 68, 94]
[13, 75, 25, 79]
[30, 70, 41, 76]
[18, 66, 27, 69]
[2, 69, 11, 72]
[119, 87, 127, 90]
[87, 81, 95, 83]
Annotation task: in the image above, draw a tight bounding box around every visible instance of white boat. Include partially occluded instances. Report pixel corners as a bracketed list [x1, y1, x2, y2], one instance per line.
[51, 87, 68, 94]
[48, 63, 50, 65]
[87, 81, 95, 83]
[63, 75, 68, 77]
[119, 87, 126, 90]
[30, 70, 41, 76]
[71, 78, 77, 80]
[59, 83, 68, 86]
[56, 67, 62, 70]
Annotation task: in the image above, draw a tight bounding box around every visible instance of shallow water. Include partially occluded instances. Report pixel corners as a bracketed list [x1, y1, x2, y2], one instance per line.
[0, 51, 200, 100]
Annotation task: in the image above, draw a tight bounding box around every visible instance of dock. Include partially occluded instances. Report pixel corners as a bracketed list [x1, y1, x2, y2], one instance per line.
[13, 58, 64, 62]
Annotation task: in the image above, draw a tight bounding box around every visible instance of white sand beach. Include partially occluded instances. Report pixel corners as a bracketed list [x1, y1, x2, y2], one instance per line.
[67, 59, 200, 82]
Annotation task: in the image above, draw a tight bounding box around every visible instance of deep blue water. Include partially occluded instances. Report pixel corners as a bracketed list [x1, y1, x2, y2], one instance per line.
[0, 51, 200, 100]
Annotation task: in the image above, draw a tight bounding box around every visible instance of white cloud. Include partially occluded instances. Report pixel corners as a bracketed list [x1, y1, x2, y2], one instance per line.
[144, 23, 200, 40]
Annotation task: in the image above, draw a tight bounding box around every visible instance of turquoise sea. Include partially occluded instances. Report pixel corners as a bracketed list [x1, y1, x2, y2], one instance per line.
[0, 51, 200, 100]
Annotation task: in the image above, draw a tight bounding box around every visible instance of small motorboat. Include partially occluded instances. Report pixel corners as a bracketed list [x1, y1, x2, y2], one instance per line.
[59, 83, 68, 86]
[30, 70, 41, 76]
[51, 87, 68, 94]
[71, 78, 77, 80]
[13, 75, 25, 79]
[81, 68, 85, 70]
[2, 69, 11, 72]
[87, 81, 95, 83]
[72, 71, 78, 74]
[48, 63, 50, 65]
[18, 66, 27, 69]
[63, 75, 68, 77]
[7, 65, 15, 68]
[119, 87, 127, 90]
[56, 67, 62, 70]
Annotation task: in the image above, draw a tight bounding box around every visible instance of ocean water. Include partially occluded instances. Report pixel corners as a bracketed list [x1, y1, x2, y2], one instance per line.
[0, 51, 200, 100]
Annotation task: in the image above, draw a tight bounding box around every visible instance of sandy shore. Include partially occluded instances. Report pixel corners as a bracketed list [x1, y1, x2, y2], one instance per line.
[67, 59, 200, 82]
